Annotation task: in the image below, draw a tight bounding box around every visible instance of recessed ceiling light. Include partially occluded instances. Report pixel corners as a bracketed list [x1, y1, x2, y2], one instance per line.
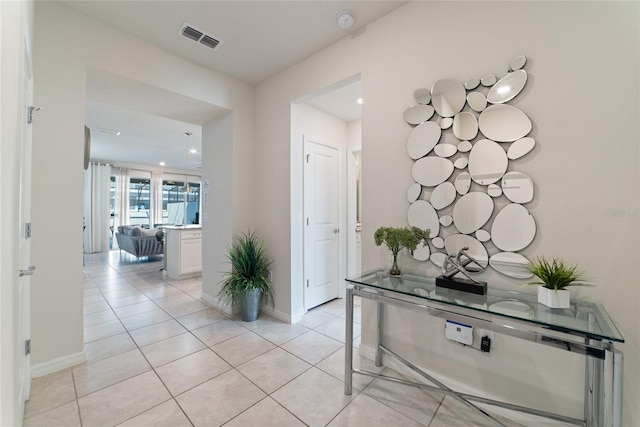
[97, 128, 121, 136]
[159, 161, 166, 166]
[356, 97, 363, 105]
[189, 148, 197, 154]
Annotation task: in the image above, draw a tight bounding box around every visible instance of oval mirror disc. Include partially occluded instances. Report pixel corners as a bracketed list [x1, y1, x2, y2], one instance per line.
[434, 144, 457, 158]
[452, 192, 494, 234]
[412, 156, 454, 187]
[491, 203, 536, 252]
[453, 112, 479, 141]
[432, 236, 445, 248]
[465, 77, 480, 90]
[508, 137, 535, 160]
[489, 252, 533, 279]
[481, 74, 497, 86]
[454, 172, 471, 195]
[407, 182, 422, 203]
[414, 88, 431, 105]
[487, 70, 527, 104]
[407, 121, 442, 160]
[431, 79, 466, 118]
[475, 229, 491, 242]
[479, 104, 532, 142]
[430, 182, 456, 210]
[487, 184, 502, 197]
[469, 139, 508, 185]
[502, 171, 534, 203]
[454, 157, 468, 170]
[440, 117, 453, 130]
[444, 234, 489, 268]
[412, 241, 430, 262]
[510, 55, 527, 71]
[458, 140, 472, 153]
[439, 215, 453, 227]
[467, 92, 487, 112]
[407, 200, 440, 237]
[430, 252, 447, 267]
[404, 104, 435, 125]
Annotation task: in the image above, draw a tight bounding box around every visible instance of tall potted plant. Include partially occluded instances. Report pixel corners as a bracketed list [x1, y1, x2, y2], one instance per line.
[374, 226, 430, 276]
[526, 256, 588, 308]
[219, 230, 273, 321]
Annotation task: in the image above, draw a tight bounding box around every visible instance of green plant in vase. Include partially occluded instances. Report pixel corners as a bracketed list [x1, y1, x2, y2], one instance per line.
[525, 256, 589, 308]
[374, 226, 430, 276]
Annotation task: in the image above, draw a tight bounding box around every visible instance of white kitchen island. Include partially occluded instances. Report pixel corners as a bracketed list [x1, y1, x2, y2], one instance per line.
[164, 225, 202, 280]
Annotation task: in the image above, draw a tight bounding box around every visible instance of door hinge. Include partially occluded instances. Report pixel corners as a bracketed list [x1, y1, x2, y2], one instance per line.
[25, 339, 31, 356]
[306, 154, 310, 163]
[306, 279, 309, 288]
[25, 222, 32, 239]
[306, 217, 309, 226]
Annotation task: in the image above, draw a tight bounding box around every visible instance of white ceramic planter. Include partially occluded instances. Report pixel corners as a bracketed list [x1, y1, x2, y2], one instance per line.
[537, 286, 570, 309]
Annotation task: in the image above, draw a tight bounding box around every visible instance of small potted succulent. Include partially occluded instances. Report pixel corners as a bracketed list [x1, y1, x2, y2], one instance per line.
[526, 256, 589, 308]
[374, 226, 430, 276]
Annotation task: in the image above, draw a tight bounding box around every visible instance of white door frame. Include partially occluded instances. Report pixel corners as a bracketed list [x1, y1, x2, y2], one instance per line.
[303, 135, 345, 310]
[347, 146, 361, 277]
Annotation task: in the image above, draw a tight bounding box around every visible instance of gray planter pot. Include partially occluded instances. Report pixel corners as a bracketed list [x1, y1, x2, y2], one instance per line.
[240, 288, 262, 322]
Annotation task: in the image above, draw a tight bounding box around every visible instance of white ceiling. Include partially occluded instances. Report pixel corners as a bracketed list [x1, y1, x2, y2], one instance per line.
[72, 1, 406, 170]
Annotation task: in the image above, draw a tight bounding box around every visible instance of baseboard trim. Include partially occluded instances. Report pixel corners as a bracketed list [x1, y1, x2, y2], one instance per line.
[357, 344, 569, 426]
[31, 351, 86, 378]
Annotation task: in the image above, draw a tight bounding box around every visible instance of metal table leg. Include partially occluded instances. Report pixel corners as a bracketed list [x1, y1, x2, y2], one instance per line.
[344, 286, 354, 395]
[375, 300, 383, 367]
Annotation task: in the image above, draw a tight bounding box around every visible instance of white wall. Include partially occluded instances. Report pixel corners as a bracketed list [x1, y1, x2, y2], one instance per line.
[255, 1, 639, 424]
[0, 1, 34, 424]
[32, 2, 253, 371]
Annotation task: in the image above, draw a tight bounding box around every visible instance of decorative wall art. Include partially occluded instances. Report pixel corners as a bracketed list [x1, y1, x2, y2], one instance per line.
[404, 55, 536, 280]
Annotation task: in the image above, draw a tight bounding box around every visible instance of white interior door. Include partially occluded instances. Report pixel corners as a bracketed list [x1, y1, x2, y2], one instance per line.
[304, 138, 340, 310]
[18, 42, 34, 409]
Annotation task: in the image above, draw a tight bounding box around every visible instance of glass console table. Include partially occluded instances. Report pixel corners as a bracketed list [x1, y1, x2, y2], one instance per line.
[344, 269, 624, 427]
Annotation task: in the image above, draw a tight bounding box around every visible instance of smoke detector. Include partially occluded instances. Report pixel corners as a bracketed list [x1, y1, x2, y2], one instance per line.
[337, 11, 354, 29]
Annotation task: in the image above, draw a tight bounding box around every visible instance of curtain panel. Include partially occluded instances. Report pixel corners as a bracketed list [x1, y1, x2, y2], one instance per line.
[151, 170, 164, 227]
[113, 167, 130, 248]
[83, 163, 111, 253]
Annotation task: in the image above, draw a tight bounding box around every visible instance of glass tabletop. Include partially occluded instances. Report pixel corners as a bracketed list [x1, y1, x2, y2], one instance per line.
[346, 269, 624, 343]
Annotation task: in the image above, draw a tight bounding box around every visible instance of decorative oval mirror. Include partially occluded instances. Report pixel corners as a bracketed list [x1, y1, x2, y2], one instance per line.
[404, 105, 435, 125]
[454, 157, 468, 169]
[481, 74, 497, 86]
[489, 252, 533, 279]
[432, 236, 445, 248]
[407, 200, 440, 237]
[412, 242, 430, 262]
[508, 137, 535, 160]
[414, 88, 431, 105]
[487, 183, 502, 197]
[407, 182, 422, 203]
[453, 112, 479, 141]
[452, 192, 494, 234]
[465, 77, 480, 90]
[487, 70, 527, 104]
[467, 92, 487, 112]
[510, 55, 527, 71]
[434, 144, 457, 158]
[444, 234, 489, 268]
[491, 203, 536, 252]
[502, 171, 534, 203]
[430, 252, 447, 267]
[454, 172, 471, 195]
[478, 104, 532, 142]
[431, 79, 466, 118]
[430, 182, 456, 210]
[412, 156, 454, 187]
[457, 140, 472, 153]
[407, 121, 441, 160]
[475, 229, 491, 242]
[440, 117, 453, 130]
[468, 139, 508, 185]
[439, 215, 453, 227]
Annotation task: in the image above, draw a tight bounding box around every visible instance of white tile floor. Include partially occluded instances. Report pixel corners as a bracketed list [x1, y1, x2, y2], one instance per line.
[23, 251, 536, 426]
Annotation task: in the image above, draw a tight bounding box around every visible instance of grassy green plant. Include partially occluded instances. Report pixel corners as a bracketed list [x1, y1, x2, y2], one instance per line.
[526, 256, 588, 290]
[374, 226, 430, 256]
[219, 230, 273, 307]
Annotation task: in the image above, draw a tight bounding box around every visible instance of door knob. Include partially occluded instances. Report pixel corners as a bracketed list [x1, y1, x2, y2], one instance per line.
[333, 228, 340, 234]
[19, 266, 36, 277]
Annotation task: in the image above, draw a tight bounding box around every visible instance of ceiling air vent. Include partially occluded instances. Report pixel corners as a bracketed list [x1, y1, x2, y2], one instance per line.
[179, 23, 223, 51]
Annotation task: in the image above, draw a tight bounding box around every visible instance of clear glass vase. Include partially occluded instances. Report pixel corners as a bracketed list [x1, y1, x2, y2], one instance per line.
[389, 252, 401, 276]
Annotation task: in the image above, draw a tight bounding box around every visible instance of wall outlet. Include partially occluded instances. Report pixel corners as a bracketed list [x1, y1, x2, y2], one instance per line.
[445, 320, 473, 345]
[477, 329, 494, 341]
